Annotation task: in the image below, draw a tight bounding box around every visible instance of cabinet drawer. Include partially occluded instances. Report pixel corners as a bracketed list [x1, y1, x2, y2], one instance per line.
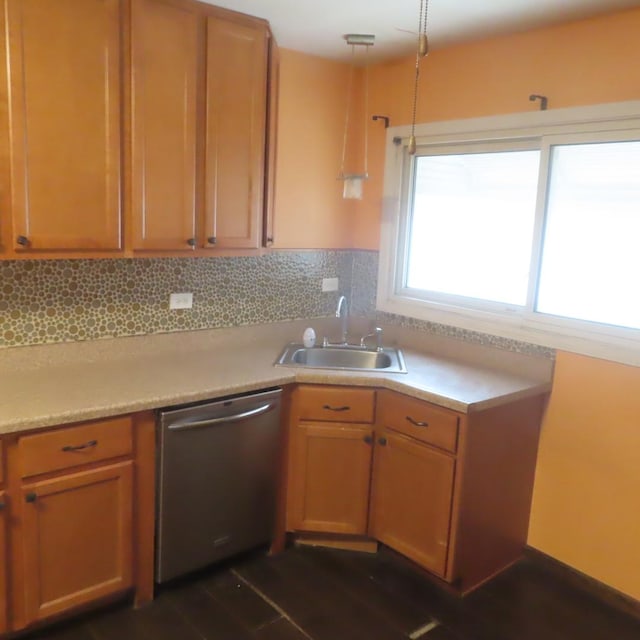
[19, 416, 133, 478]
[378, 391, 459, 453]
[297, 386, 375, 423]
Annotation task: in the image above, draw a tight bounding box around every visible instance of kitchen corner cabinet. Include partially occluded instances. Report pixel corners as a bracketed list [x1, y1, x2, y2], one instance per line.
[0, 440, 7, 635]
[131, 0, 269, 253]
[3, 0, 122, 253]
[286, 385, 546, 593]
[287, 386, 376, 534]
[1, 413, 156, 634]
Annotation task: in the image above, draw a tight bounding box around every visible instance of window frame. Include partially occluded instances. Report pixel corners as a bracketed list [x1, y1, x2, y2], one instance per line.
[378, 101, 640, 366]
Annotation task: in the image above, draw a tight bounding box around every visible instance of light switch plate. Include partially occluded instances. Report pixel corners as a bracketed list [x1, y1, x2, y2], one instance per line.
[322, 277, 339, 292]
[169, 292, 193, 309]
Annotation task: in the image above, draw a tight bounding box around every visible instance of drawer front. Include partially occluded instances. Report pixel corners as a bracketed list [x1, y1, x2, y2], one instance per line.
[297, 386, 375, 423]
[19, 416, 133, 478]
[378, 391, 459, 453]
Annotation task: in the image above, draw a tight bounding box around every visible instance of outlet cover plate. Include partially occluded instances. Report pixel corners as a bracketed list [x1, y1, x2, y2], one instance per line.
[322, 278, 339, 292]
[169, 292, 193, 309]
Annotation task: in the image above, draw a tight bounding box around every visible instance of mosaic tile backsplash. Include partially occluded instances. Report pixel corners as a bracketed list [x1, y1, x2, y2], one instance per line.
[0, 251, 377, 348]
[0, 248, 553, 358]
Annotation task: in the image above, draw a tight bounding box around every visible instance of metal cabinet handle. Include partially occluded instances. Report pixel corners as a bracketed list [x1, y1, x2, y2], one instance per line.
[16, 235, 29, 246]
[266, 236, 274, 245]
[207, 236, 217, 245]
[167, 403, 275, 431]
[322, 405, 351, 412]
[406, 416, 429, 428]
[363, 435, 373, 445]
[25, 493, 37, 503]
[0, 500, 5, 510]
[187, 238, 196, 247]
[62, 439, 98, 452]
[378, 437, 387, 446]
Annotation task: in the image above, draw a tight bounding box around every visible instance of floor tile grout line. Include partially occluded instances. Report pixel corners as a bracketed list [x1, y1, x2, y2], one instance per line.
[408, 620, 440, 639]
[231, 568, 314, 640]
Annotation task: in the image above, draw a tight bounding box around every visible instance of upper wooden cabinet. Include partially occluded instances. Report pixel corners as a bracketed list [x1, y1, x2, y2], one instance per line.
[3, 0, 123, 252]
[130, 0, 270, 253]
[204, 16, 267, 250]
[131, 0, 199, 251]
[0, 0, 276, 258]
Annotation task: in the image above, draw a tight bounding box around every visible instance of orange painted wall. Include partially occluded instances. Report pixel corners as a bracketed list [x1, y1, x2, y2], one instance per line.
[354, 7, 640, 251]
[528, 352, 640, 600]
[272, 49, 357, 248]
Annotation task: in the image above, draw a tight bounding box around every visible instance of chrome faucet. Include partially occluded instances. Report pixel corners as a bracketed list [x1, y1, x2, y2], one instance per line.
[335, 295, 348, 345]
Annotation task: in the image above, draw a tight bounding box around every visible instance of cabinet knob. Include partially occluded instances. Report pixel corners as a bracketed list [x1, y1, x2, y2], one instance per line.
[363, 435, 373, 445]
[186, 238, 196, 247]
[25, 492, 37, 503]
[207, 236, 217, 245]
[0, 500, 5, 510]
[266, 236, 274, 245]
[16, 235, 29, 246]
[378, 437, 387, 446]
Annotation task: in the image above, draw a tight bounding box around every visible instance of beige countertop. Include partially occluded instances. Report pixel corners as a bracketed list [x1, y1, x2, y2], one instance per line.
[0, 320, 553, 435]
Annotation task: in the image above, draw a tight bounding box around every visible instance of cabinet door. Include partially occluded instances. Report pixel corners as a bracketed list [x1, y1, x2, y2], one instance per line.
[204, 17, 267, 249]
[131, 0, 199, 251]
[0, 491, 6, 635]
[263, 31, 279, 248]
[288, 423, 373, 534]
[370, 431, 455, 577]
[20, 462, 133, 624]
[5, 0, 122, 251]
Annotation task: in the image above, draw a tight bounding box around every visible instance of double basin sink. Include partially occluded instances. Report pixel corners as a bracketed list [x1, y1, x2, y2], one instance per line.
[276, 343, 407, 374]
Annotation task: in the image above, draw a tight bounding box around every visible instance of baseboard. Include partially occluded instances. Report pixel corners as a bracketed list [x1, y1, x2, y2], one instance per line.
[524, 546, 640, 621]
[292, 533, 379, 554]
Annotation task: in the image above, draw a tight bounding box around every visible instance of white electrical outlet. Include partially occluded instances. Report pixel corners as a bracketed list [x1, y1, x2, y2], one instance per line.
[169, 292, 193, 309]
[322, 277, 339, 292]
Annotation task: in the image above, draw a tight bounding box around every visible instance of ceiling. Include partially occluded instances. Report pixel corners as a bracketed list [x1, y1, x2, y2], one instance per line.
[205, 0, 640, 62]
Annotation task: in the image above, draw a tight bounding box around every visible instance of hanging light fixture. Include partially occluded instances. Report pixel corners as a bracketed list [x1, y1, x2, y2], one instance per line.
[408, 0, 430, 155]
[338, 33, 374, 199]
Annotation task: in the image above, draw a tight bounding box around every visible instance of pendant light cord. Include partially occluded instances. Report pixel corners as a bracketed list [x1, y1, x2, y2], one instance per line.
[340, 45, 356, 177]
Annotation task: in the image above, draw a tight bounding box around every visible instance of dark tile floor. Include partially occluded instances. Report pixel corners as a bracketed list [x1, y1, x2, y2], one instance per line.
[23, 545, 640, 640]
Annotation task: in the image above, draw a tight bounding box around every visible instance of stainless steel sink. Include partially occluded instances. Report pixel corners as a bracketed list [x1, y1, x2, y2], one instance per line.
[275, 344, 407, 373]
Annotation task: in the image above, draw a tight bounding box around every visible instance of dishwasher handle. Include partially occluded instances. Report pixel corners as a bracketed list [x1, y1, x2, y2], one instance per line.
[166, 402, 276, 431]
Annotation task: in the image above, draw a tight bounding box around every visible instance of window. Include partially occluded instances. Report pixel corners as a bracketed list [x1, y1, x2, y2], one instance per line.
[379, 102, 640, 365]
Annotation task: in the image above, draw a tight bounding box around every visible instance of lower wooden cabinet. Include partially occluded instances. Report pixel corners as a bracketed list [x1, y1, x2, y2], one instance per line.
[286, 384, 547, 593]
[287, 422, 373, 534]
[0, 489, 7, 635]
[369, 430, 454, 577]
[1, 412, 156, 634]
[20, 462, 133, 623]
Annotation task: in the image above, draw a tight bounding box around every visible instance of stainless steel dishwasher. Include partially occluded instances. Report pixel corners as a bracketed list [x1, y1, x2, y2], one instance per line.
[156, 387, 282, 583]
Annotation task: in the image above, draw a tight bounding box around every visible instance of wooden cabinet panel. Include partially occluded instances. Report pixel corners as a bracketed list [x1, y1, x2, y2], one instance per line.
[378, 389, 459, 453]
[263, 31, 279, 247]
[288, 423, 373, 534]
[19, 416, 133, 479]
[297, 386, 375, 424]
[5, 0, 122, 251]
[0, 490, 6, 635]
[370, 430, 455, 577]
[20, 461, 133, 624]
[204, 17, 267, 249]
[131, 0, 199, 251]
[0, 440, 4, 484]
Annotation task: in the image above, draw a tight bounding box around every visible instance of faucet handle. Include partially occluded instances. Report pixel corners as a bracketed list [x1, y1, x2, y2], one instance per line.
[360, 327, 384, 351]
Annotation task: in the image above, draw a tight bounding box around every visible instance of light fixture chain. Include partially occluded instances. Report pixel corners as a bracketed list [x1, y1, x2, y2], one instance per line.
[410, 0, 430, 154]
